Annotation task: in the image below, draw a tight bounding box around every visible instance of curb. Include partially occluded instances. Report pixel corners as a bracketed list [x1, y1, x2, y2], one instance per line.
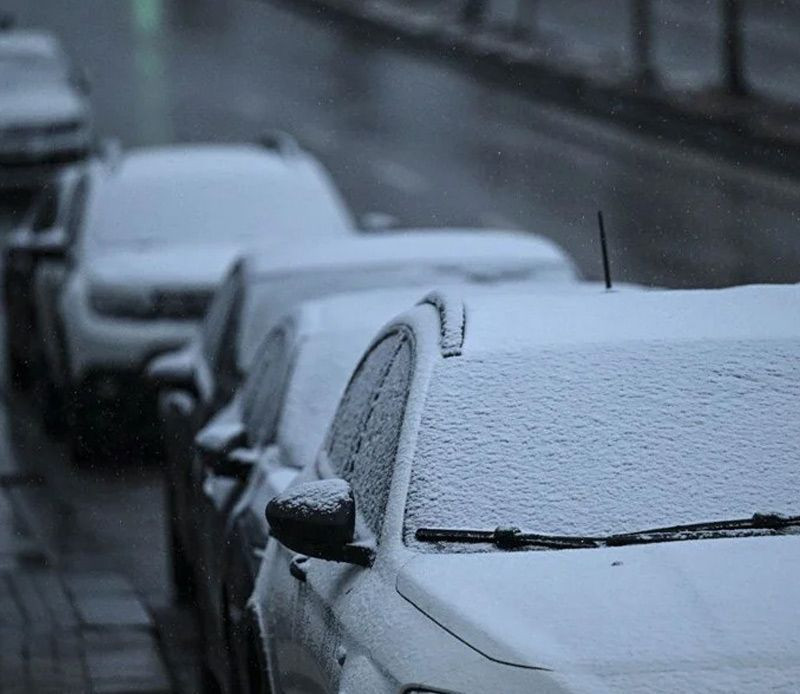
[276, 0, 800, 178]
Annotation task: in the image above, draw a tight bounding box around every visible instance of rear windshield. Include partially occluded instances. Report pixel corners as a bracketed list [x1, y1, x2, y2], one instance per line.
[404, 340, 800, 548]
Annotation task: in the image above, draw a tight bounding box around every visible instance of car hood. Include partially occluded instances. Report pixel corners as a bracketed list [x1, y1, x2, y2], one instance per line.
[397, 536, 800, 684]
[86, 243, 242, 291]
[0, 83, 88, 127]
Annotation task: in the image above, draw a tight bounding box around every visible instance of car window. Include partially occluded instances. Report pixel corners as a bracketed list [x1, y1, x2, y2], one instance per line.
[325, 332, 409, 535]
[242, 327, 291, 448]
[201, 270, 241, 376]
[347, 336, 412, 536]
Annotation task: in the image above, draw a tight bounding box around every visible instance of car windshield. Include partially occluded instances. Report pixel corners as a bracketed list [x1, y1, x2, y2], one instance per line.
[0, 53, 65, 87]
[85, 174, 348, 250]
[403, 340, 800, 551]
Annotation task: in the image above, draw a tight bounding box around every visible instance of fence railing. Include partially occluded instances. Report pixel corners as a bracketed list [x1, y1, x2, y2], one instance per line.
[450, 0, 751, 96]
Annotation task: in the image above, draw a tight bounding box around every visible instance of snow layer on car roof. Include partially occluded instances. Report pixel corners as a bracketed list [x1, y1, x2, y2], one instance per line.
[116, 144, 313, 180]
[247, 229, 572, 275]
[405, 283, 800, 542]
[458, 283, 800, 354]
[0, 30, 61, 59]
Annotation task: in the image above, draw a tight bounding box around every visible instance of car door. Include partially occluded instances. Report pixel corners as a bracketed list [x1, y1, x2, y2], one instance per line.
[196, 325, 293, 655]
[35, 173, 87, 392]
[169, 269, 242, 564]
[266, 332, 412, 694]
[4, 181, 60, 382]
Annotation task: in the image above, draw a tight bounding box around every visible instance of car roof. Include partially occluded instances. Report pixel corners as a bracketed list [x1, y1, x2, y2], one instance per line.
[411, 283, 800, 358]
[112, 143, 326, 186]
[0, 29, 63, 60]
[243, 229, 573, 276]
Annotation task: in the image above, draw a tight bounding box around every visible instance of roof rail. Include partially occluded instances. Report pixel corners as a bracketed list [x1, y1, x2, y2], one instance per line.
[418, 290, 466, 358]
[257, 130, 302, 157]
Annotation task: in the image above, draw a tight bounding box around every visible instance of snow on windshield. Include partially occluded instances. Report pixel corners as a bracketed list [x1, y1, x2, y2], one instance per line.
[404, 339, 800, 546]
[0, 53, 64, 87]
[85, 173, 344, 250]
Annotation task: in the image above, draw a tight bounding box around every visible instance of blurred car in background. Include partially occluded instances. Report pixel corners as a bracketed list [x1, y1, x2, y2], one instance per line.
[32, 138, 354, 463]
[256, 283, 800, 694]
[3, 162, 84, 391]
[0, 27, 92, 189]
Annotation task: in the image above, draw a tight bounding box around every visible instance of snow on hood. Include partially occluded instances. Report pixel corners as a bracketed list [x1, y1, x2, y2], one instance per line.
[397, 536, 800, 687]
[85, 243, 241, 291]
[0, 83, 87, 127]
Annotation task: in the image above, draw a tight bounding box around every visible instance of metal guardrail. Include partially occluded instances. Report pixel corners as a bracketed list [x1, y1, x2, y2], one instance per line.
[443, 0, 752, 96]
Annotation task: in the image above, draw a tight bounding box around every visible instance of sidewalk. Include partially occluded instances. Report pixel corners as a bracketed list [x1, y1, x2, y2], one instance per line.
[0, 408, 172, 693]
[276, 0, 800, 177]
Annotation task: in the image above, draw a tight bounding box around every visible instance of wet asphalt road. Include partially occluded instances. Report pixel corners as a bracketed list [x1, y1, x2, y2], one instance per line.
[3, 0, 800, 690]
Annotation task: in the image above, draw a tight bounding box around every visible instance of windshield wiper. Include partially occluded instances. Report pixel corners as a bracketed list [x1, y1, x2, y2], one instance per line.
[415, 526, 600, 550]
[416, 514, 800, 551]
[604, 512, 800, 547]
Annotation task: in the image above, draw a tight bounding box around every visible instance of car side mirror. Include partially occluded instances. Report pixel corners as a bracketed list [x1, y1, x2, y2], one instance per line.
[195, 418, 246, 466]
[31, 228, 68, 259]
[266, 479, 374, 567]
[147, 349, 197, 394]
[212, 446, 259, 479]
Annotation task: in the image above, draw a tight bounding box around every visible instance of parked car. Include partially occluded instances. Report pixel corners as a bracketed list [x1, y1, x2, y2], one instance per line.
[33, 139, 353, 463]
[252, 283, 800, 694]
[151, 227, 578, 598]
[0, 28, 92, 190]
[3, 163, 85, 391]
[194, 288, 452, 692]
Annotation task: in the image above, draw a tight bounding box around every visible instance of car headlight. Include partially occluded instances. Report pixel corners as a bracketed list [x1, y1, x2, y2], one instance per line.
[88, 283, 155, 319]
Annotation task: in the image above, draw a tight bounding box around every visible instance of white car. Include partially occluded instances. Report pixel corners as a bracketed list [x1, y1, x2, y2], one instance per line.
[34, 140, 354, 462]
[254, 284, 800, 694]
[0, 28, 92, 189]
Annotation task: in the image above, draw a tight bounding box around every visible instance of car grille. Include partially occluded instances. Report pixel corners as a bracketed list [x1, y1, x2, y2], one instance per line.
[151, 288, 214, 320]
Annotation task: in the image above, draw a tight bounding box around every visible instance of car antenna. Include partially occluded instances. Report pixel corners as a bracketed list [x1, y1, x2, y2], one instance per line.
[597, 210, 612, 290]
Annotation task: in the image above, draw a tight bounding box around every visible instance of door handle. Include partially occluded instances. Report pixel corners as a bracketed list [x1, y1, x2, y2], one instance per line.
[289, 555, 308, 582]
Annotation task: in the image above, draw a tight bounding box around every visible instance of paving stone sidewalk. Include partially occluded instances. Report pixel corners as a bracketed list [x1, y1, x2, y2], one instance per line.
[0, 413, 172, 693]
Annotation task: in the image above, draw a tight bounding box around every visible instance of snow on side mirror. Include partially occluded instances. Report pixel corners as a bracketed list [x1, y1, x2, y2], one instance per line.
[147, 350, 197, 394]
[266, 479, 374, 567]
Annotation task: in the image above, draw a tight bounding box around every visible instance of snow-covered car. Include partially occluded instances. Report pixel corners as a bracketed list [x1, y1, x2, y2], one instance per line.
[253, 283, 800, 694]
[34, 140, 354, 462]
[0, 29, 92, 189]
[3, 163, 84, 391]
[148, 228, 577, 687]
[150, 227, 577, 589]
[192, 288, 454, 692]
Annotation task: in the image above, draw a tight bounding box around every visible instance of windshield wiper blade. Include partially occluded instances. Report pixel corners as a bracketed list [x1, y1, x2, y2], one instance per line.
[416, 514, 800, 552]
[605, 512, 800, 547]
[415, 526, 600, 550]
